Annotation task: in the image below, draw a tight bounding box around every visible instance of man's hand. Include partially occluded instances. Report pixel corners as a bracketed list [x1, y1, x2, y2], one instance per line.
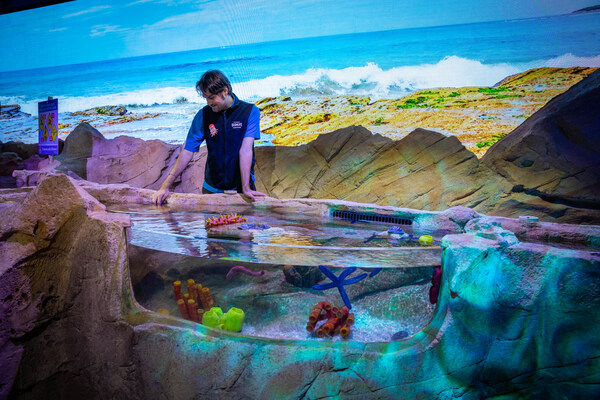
[152, 187, 170, 206]
[238, 137, 267, 201]
[242, 188, 267, 201]
[151, 148, 194, 206]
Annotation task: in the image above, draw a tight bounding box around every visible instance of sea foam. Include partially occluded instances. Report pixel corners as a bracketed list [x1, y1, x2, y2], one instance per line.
[14, 86, 201, 115]
[541, 53, 600, 68]
[232, 53, 600, 100]
[236, 57, 521, 100]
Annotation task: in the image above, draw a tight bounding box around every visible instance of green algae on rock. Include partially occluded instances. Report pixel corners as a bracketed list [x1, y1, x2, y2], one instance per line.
[258, 67, 596, 157]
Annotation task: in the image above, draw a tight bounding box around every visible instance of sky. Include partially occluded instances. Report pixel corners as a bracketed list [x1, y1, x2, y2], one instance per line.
[1, 0, 599, 72]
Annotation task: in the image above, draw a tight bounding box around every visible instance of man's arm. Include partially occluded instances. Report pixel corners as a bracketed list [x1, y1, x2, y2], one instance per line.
[151, 148, 195, 205]
[239, 136, 266, 201]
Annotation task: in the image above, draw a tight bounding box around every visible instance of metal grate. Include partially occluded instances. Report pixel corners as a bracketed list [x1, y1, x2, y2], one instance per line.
[331, 210, 412, 225]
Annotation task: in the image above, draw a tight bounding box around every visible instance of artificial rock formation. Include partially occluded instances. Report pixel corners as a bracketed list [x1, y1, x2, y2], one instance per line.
[0, 152, 23, 177]
[53, 122, 105, 179]
[86, 133, 181, 190]
[0, 142, 37, 188]
[482, 68, 600, 214]
[0, 142, 37, 161]
[434, 221, 600, 398]
[0, 175, 136, 398]
[46, 122, 210, 193]
[254, 125, 498, 209]
[1, 175, 599, 399]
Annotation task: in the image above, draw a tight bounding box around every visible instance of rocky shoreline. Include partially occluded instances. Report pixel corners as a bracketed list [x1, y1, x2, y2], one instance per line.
[258, 67, 596, 157]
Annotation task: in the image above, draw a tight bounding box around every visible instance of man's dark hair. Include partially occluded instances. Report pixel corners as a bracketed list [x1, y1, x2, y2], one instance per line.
[196, 70, 233, 96]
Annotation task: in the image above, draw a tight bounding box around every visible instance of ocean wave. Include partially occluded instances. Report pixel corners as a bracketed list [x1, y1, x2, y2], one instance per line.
[236, 57, 521, 100]
[539, 53, 600, 68]
[9, 86, 202, 115]
[236, 54, 600, 100]
[5, 54, 599, 114]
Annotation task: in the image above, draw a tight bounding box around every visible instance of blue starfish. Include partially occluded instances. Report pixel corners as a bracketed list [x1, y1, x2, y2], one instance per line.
[312, 265, 368, 310]
[369, 268, 382, 277]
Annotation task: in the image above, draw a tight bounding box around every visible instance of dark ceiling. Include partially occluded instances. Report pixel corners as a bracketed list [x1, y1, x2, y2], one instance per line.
[1, 0, 75, 15]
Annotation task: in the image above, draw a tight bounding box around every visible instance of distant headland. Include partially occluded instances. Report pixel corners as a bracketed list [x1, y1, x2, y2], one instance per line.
[573, 5, 600, 13]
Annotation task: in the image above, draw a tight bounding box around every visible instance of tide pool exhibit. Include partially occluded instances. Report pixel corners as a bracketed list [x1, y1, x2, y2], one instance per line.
[1, 1, 600, 399]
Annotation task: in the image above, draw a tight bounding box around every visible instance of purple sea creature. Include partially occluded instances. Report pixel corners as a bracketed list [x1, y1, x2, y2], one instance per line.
[369, 268, 382, 277]
[363, 232, 378, 244]
[226, 265, 265, 280]
[429, 267, 442, 304]
[312, 265, 367, 310]
[387, 226, 405, 235]
[238, 223, 271, 230]
[391, 330, 409, 340]
[390, 233, 419, 244]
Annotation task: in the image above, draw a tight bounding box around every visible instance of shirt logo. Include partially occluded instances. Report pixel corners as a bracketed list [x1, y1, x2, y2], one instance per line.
[231, 121, 243, 129]
[209, 124, 218, 137]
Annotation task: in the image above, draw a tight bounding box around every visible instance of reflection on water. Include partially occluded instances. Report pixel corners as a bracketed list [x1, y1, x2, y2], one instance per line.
[117, 205, 445, 268]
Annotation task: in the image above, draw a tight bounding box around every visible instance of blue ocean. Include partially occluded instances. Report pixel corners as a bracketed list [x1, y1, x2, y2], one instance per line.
[1, 12, 599, 144]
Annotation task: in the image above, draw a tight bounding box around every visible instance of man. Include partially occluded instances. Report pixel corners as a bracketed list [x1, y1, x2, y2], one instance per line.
[152, 70, 266, 205]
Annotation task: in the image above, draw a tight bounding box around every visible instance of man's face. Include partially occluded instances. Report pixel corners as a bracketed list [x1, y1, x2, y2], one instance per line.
[203, 89, 228, 112]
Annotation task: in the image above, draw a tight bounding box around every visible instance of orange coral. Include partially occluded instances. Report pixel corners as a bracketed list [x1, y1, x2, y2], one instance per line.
[306, 301, 332, 332]
[187, 299, 199, 322]
[173, 281, 182, 301]
[199, 287, 215, 309]
[306, 302, 354, 339]
[177, 299, 189, 320]
[171, 278, 216, 323]
[187, 279, 197, 303]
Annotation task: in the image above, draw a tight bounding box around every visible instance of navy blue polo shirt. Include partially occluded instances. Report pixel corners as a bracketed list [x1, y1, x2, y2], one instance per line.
[184, 93, 260, 192]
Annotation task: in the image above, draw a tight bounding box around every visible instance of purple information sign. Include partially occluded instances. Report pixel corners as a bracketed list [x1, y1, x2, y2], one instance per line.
[38, 98, 59, 155]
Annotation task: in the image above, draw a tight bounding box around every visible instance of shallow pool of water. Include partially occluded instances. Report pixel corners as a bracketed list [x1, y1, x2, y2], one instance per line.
[114, 204, 445, 269]
[128, 246, 438, 342]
